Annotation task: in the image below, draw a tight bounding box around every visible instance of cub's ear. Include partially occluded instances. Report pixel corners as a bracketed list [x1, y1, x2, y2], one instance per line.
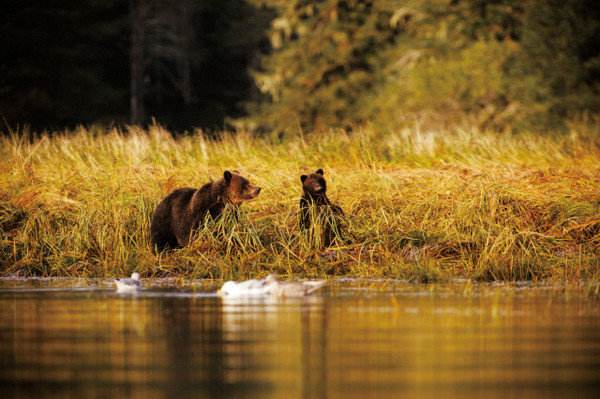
[315, 169, 324, 175]
[224, 170, 232, 182]
[300, 175, 307, 183]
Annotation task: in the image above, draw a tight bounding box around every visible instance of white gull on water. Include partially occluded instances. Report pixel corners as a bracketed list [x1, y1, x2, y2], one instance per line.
[218, 274, 326, 297]
[217, 277, 271, 296]
[265, 274, 326, 298]
[114, 272, 142, 293]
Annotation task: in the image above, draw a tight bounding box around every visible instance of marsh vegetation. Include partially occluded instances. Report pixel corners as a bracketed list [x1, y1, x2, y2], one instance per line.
[1, 123, 599, 281]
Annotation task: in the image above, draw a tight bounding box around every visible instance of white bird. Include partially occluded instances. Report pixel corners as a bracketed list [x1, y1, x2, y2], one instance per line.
[264, 274, 327, 298]
[218, 277, 271, 296]
[114, 272, 142, 293]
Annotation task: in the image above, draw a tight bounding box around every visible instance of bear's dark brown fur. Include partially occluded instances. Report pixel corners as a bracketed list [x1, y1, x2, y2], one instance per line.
[300, 168, 344, 246]
[150, 171, 261, 253]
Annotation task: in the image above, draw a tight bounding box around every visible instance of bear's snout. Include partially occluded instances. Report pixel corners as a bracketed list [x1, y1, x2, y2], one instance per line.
[239, 185, 261, 200]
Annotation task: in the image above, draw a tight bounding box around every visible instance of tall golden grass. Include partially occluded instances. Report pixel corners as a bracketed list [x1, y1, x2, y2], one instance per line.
[1, 122, 600, 281]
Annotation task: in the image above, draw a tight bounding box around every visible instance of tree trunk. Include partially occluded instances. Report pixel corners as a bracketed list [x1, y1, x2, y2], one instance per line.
[130, 0, 145, 124]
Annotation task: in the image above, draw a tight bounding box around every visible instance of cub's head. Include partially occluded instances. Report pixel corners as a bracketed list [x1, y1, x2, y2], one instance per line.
[223, 170, 261, 205]
[300, 168, 326, 197]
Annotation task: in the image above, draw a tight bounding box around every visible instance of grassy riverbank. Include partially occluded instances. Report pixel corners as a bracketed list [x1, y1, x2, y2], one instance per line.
[1, 123, 600, 281]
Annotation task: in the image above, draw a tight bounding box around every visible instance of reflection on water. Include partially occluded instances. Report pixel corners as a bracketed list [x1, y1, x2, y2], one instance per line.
[0, 278, 599, 398]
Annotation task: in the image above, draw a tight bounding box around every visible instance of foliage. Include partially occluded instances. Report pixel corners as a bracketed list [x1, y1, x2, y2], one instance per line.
[244, 0, 401, 133]
[1, 1, 599, 132]
[245, 0, 600, 134]
[516, 0, 600, 120]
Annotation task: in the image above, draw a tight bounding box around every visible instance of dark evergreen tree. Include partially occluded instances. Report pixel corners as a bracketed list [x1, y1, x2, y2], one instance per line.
[0, 0, 130, 131]
[1, 0, 273, 132]
[129, 0, 275, 130]
[246, 0, 402, 134]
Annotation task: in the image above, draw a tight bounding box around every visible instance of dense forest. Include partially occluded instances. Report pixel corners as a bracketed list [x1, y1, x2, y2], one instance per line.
[1, 0, 599, 134]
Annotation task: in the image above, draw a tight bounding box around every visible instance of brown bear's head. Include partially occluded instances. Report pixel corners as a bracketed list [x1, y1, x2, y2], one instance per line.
[300, 169, 326, 197]
[223, 170, 261, 205]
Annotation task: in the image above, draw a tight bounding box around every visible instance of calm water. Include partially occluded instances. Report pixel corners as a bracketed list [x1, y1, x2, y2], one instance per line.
[0, 277, 599, 398]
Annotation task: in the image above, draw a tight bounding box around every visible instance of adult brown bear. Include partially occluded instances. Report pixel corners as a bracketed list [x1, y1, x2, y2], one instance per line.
[150, 171, 261, 253]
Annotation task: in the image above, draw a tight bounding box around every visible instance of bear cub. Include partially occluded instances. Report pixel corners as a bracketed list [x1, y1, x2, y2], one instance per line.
[300, 168, 345, 246]
[150, 170, 261, 253]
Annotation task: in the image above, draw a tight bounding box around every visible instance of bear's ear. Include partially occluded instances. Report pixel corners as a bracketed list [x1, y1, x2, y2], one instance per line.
[224, 170, 232, 182]
[316, 169, 324, 175]
[300, 175, 307, 183]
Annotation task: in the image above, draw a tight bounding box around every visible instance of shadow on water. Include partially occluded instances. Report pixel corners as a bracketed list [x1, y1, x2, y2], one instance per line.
[0, 278, 599, 399]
